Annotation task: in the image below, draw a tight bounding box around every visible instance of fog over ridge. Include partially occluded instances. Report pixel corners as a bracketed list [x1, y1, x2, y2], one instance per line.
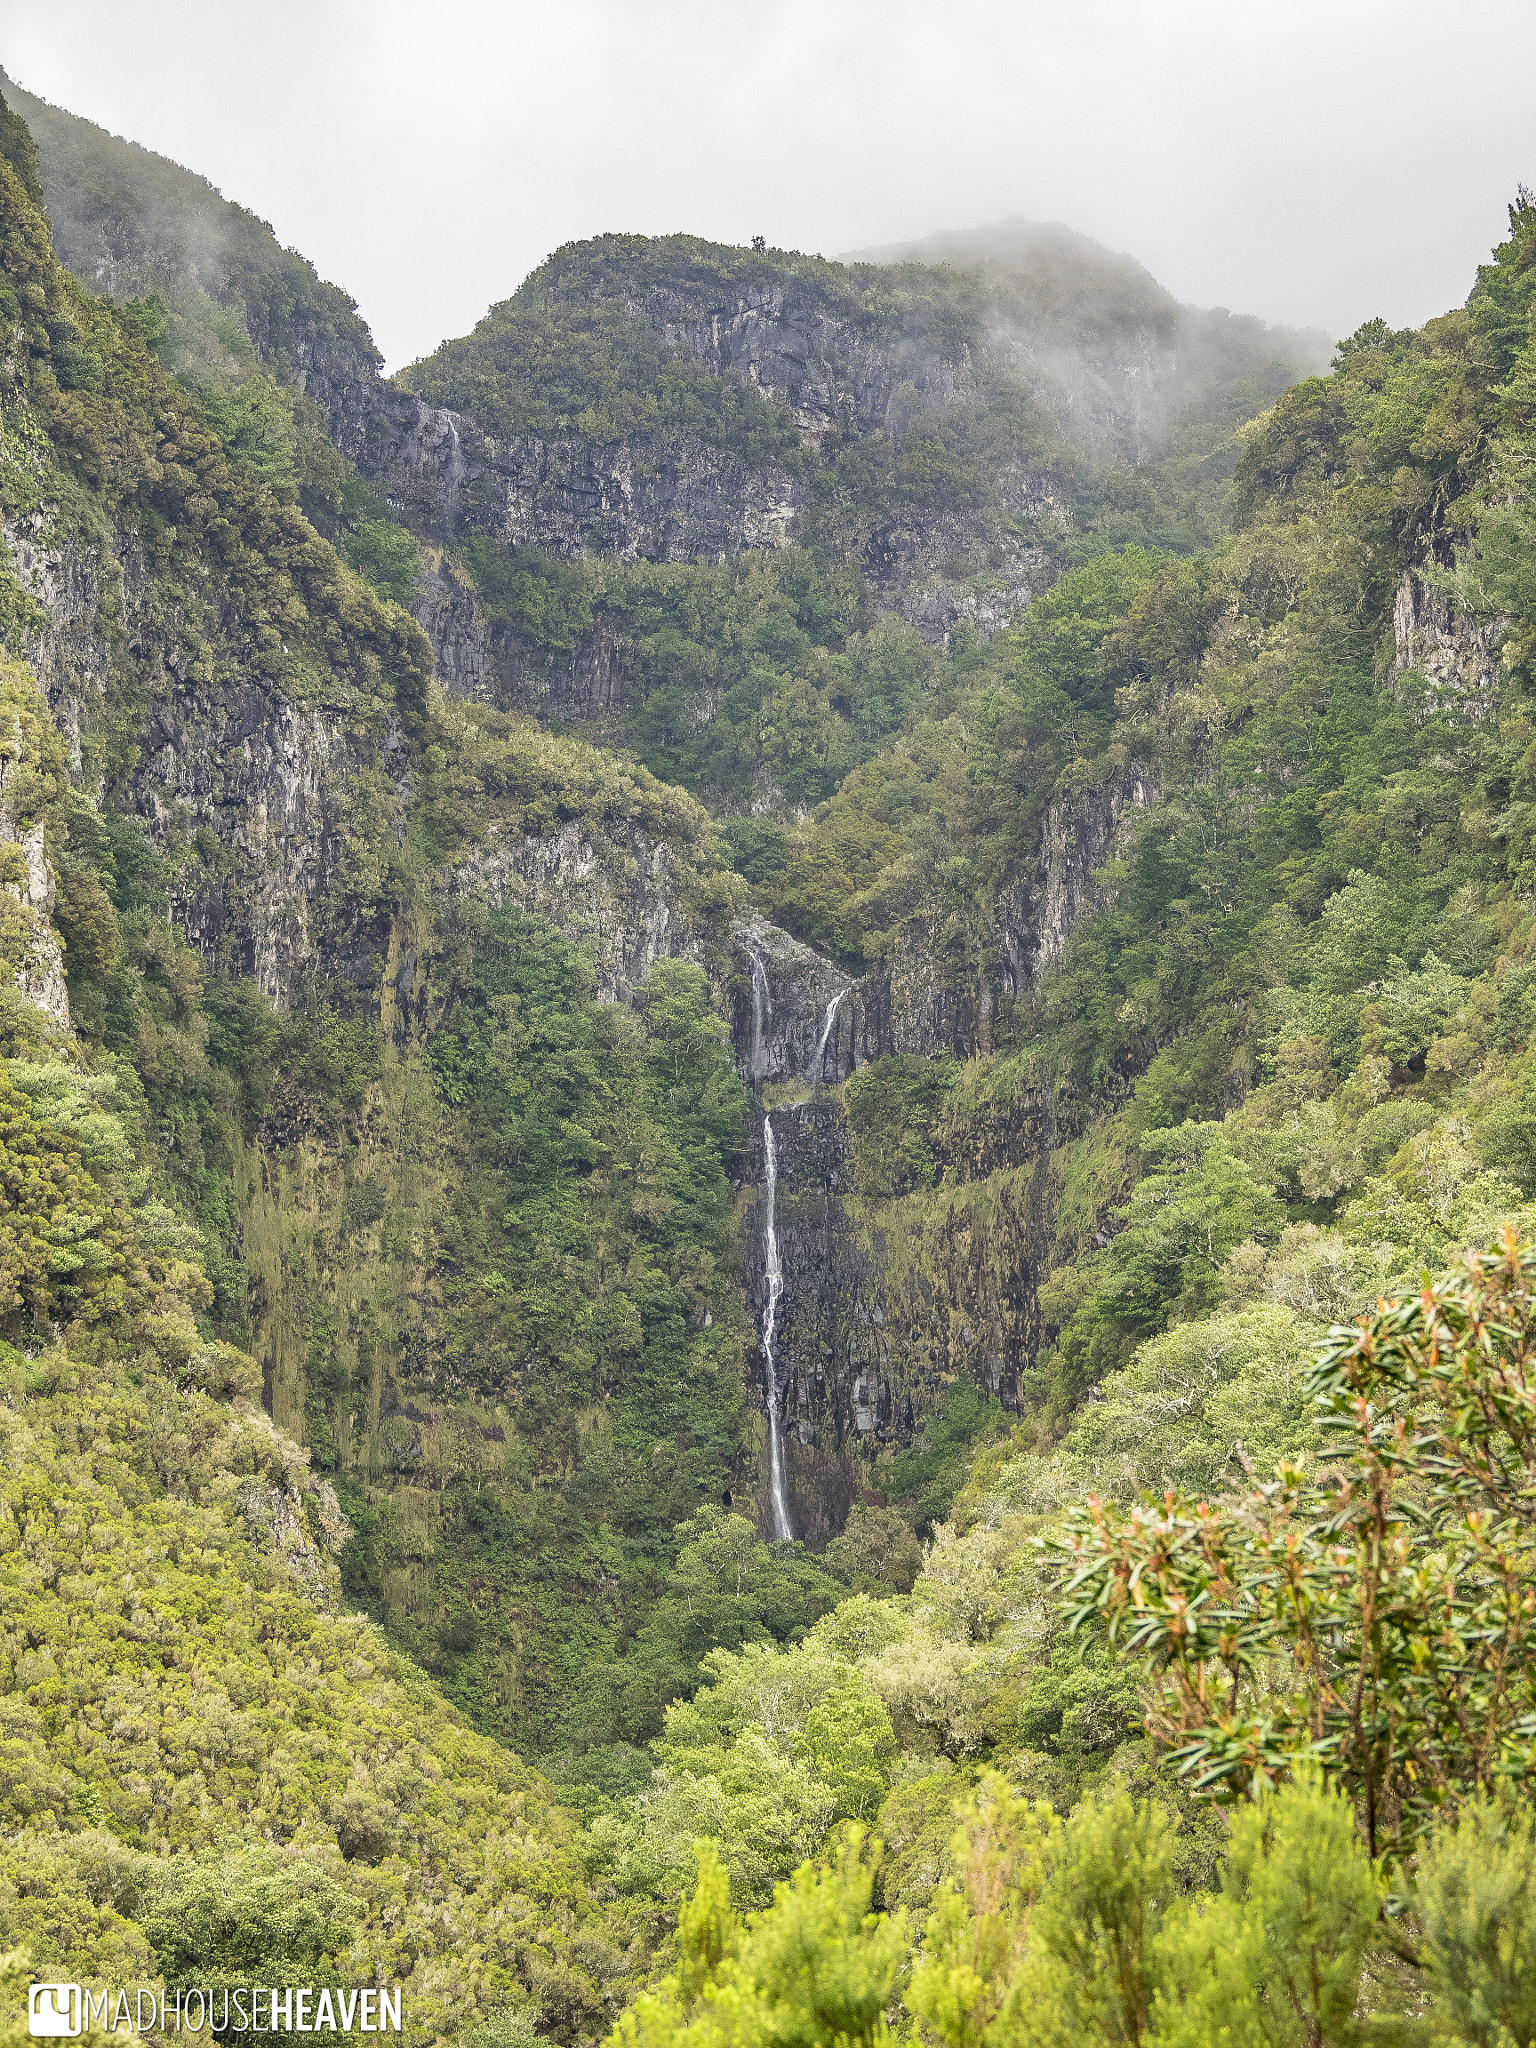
[1, 0, 1530, 372]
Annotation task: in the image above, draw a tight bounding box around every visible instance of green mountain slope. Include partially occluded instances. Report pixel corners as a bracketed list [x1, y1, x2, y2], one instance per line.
[0, 1337, 609, 2042]
[0, 84, 765, 1796]
[8, 62, 1536, 2048]
[0, 69, 380, 396]
[714, 197, 1536, 1539]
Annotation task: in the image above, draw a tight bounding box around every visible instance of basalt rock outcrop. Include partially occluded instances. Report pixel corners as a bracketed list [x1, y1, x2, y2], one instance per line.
[1392, 565, 1506, 723]
[5, 515, 405, 1006]
[730, 755, 1159, 1539]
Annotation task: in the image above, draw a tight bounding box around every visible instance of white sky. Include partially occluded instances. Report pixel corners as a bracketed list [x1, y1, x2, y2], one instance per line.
[2, 0, 1532, 372]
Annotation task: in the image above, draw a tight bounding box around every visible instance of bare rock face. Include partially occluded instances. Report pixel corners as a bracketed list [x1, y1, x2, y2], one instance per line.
[445, 820, 700, 1005]
[407, 557, 632, 720]
[819, 756, 1163, 1066]
[1393, 568, 1505, 721]
[994, 761, 1162, 992]
[139, 681, 410, 1003]
[6, 516, 403, 1009]
[0, 815, 69, 1028]
[411, 555, 493, 700]
[4, 517, 111, 772]
[341, 390, 472, 533]
[745, 1048, 1065, 1544]
[733, 918, 854, 1086]
[481, 430, 802, 566]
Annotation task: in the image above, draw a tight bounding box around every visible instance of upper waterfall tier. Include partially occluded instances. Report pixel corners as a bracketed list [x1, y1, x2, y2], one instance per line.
[735, 919, 853, 1088]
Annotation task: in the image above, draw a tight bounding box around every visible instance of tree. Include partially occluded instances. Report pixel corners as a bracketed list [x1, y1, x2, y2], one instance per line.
[1052, 1123, 1288, 1400]
[1413, 1799, 1536, 2048]
[1151, 1771, 1380, 2048]
[609, 1833, 906, 2048]
[1046, 1230, 1536, 1853]
[563, 1512, 840, 1749]
[821, 1505, 925, 1596]
[909, 1771, 1378, 2048]
[0, 1069, 142, 1338]
[137, 1845, 358, 1991]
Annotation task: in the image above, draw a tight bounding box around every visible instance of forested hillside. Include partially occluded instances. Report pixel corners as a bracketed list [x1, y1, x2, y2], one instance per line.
[5, 62, 1536, 2048]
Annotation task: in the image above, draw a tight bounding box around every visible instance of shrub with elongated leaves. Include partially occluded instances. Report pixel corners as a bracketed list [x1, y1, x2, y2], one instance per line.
[1046, 1229, 1536, 1853]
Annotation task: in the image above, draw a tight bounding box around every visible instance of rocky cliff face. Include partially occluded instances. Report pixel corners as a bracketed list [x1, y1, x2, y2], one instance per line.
[1392, 566, 1505, 722]
[0, 785, 68, 1029]
[16, 82, 1321, 717]
[286, 257, 1072, 659]
[408, 554, 638, 722]
[728, 753, 1158, 1538]
[7, 432, 1136, 1552]
[353, 388, 1058, 675]
[6, 514, 404, 1007]
[750, 1098, 1061, 1544]
[994, 762, 1162, 993]
[445, 818, 703, 1005]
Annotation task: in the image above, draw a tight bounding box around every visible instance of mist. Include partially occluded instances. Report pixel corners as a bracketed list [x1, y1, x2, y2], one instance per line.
[1, 0, 1531, 372]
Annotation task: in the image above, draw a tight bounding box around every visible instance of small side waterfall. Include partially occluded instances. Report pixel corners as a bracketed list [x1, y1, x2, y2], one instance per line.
[807, 987, 847, 1083]
[759, 1114, 793, 1542]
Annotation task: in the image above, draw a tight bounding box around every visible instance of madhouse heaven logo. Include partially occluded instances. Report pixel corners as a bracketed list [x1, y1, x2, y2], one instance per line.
[28, 1985, 405, 2036]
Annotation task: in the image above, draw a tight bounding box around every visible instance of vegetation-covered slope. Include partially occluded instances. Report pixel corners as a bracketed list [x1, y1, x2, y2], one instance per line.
[0, 69, 380, 389]
[0, 84, 765, 1788]
[0, 1341, 611, 2044]
[10, 59, 1536, 2048]
[715, 190, 1536, 1482]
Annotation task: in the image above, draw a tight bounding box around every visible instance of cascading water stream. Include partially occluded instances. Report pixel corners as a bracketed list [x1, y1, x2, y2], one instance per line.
[745, 942, 792, 1538]
[807, 987, 847, 1083]
[747, 947, 773, 1079]
[759, 1114, 793, 1542]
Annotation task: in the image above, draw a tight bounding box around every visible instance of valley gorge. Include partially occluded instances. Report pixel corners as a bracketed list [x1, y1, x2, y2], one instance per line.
[0, 72, 1236, 1606]
[5, 59, 1536, 2048]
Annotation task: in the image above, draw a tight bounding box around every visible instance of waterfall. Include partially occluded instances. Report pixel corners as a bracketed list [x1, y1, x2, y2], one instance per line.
[807, 987, 847, 1083]
[747, 948, 773, 1079]
[442, 414, 466, 531]
[759, 1114, 793, 1542]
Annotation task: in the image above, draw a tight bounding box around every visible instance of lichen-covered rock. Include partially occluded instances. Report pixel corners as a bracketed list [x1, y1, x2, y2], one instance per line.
[1392, 567, 1505, 721]
[6, 520, 408, 1008]
[445, 818, 700, 1003]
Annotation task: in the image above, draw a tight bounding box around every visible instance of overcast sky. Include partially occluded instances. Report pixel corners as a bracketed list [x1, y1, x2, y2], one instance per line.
[2, 0, 1532, 371]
